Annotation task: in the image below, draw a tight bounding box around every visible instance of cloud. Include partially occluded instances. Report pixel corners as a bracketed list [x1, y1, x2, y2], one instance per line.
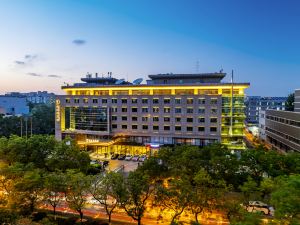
[14, 54, 39, 66]
[48, 74, 62, 78]
[15, 61, 25, 65]
[27, 72, 42, 77]
[72, 39, 86, 46]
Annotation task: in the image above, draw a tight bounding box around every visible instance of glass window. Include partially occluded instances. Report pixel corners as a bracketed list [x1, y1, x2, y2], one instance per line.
[175, 98, 181, 104]
[122, 125, 127, 129]
[187, 127, 193, 132]
[210, 98, 218, 104]
[83, 98, 88, 103]
[164, 107, 171, 113]
[112, 116, 117, 121]
[142, 107, 148, 113]
[111, 98, 118, 104]
[142, 125, 148, 130]
[122, 116, 127, 121]
[111, 107, 117, 112]
[121, 99, 127, 104]
[164, 126, 170, 131]
[175, 117, 181, 122]
[132, 116, 138, 121]
[187, 108, 193, 113]
[210, 118, 218, 123]
[153, 107, 159, 113]
[211, 108, 218, 114]
[198, 127, 205, 132]
[187, 118, 193, 123]
[153, 126, 159, 131]
[131, 98, 138, 104]
[175, 108, 181, 113]
[132, 125, 138, 129]
[164, 98, 171, 104]
[164, 117, 170, 122]
[122, 107, 127, 112]
[102, 99, 107, 104]
[198, 117, 205, 123]
[132, 107, 138, 112]
[112, 124, 117, 129]
[198, 108, 205, 114]
[198, 98, 205, 104]
[187, 98, 194, 104]
[175, 126, 181, 131]
[153, 98, 159, 104]
[153, 117, 159, 122]
[92, 99, 98, 104]
[142, 117, 148, 122]
[142, 98, 148, 104]
[210, 127, 217, 132]
[66, 98, 71, 103]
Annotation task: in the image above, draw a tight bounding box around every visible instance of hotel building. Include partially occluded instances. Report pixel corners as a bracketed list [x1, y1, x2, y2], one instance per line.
[55, 72, 249, 155]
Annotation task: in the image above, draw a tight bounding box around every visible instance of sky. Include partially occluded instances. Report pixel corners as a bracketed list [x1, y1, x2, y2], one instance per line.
[0, 0, 300, 96]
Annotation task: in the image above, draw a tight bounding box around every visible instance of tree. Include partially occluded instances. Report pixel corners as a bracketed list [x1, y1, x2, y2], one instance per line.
[65, 170, 91, 223]
[285, 93, 295, 111]
[239, 176, 260, 205]
[156, 178, 192, 224]
[119, 170, 153, 225]
[43, 171, 67, 220]
[13, 169, 44, 214]
[30, 103, 55, 135]
[271, 175, 300, 223]
[90, 172, 124, 224]
[189, 169, 227, 223]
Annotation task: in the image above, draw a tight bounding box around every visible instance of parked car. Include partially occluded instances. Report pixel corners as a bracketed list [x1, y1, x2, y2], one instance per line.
[125, 155, 133, 161]
[99, 160, 109, 167]
[138, 155, 147, 162]
[132, 155, 140, 161]
[243, 201, 274, 216]
[118, 154, 126, 160]
[111, 154, 119, 160]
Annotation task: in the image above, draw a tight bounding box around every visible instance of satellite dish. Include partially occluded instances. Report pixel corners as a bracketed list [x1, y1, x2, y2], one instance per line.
[132, 78, 143, 85]
[115, 79, 125, 85]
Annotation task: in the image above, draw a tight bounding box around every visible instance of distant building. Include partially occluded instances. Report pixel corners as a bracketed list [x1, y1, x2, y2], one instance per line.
[0, 96, 29, 116]
[245, 96, 287, 124]
[5, 91, 55, 104]
[259, 110, 266, 140]
[264, 90, 300, 153]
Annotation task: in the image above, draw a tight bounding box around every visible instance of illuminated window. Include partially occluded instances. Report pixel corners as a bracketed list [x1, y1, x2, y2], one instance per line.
[153, 107, 159, 113]
[66, 98, 71, 103]
[164, 107, 171, 113]
[187, 98, 194, 104]
[83, 98, 88, 103]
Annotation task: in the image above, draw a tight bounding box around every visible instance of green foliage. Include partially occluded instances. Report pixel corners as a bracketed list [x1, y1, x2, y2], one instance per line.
[285, 93, 295, 111]
[271, 175, 300, 222]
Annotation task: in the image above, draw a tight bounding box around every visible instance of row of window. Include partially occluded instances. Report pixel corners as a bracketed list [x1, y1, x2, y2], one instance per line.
[266, 127, 300, 146]
[111, 107, 218, 114]
[266, 115, 300, 127]
[66, 97, 218, 105]
[111, 116, 218, 123]
[111, 124, 218, 132]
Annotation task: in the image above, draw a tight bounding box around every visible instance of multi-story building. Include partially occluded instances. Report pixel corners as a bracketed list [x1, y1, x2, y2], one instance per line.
[295, 89, 300, 113]
[55, 72, 249, 155]
[259, 110, 266, 140]
[0, 96, 29, 116]
[245, 96, 287, 124]
[5, 91, 55, 104]
[264, 90, 300, 153]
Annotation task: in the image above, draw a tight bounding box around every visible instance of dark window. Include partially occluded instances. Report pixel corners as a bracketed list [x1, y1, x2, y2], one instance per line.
[111, 98, 118, 104]
[132, 98, 138, 104]
[175, 126, 181, 131]
[175, 117, 181, 122]
[142, 107, 148, 113]
[122, 107, 127, 112]
[153, 98, 159, 104]
[142, 125, 148, 130]
[92, 99, 98, 103]
[187, 118, 193, 123]
[164, 126, 170, 131]
[122, 116, 127, 121]
[187, 108, 193, 113]
[122, 125, 127, 129]
[132, 116, 138, 121]
[66, 98, 71, 103]
[187, 98, 194, 104]
[164, 117, 170, 122]
[153, 126, 159, 130]
[164, 98, 170, 104]
[198, 117, 205, 123]
[132, 107, 138, 112]
[74, 98, 80, 103]
[112, 124, 117, 129]
[210, 118, 218, 123]
[198, 127, 205, 132]
[187, 127, 193, 132]
[102, 99, 107, 104]
[210, 127, 217, 132]
[175, 108, 181, 113]
[112, 116, 117, 121]
[121, 99, 127, 104]
[175, 98, 181, 104]
[142, 99, 148, 104]
[153, 117, 159, 122]
[132, 125, 138, 129]
[198, 98, 205, 104]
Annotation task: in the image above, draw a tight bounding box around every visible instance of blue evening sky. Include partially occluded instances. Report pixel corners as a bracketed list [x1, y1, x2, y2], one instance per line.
[0, 0, 299, 96]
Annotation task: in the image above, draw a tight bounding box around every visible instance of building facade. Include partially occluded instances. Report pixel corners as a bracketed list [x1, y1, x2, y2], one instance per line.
[295, 89, 300, 113]
[0, 96, 29, 116]
[55, 72, 249, 154]
[245, 96, 287, 124]
[259, 110, 266, 140]
[5, 91, 55, 104]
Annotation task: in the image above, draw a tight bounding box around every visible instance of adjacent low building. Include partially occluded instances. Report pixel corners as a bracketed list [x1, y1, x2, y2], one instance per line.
[5, 91, 55, 104]
[245, 96, 287, 124]
[0, 96, 29, 116]
[55, 72, 249, 155]
[264, 90, 300, 153]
